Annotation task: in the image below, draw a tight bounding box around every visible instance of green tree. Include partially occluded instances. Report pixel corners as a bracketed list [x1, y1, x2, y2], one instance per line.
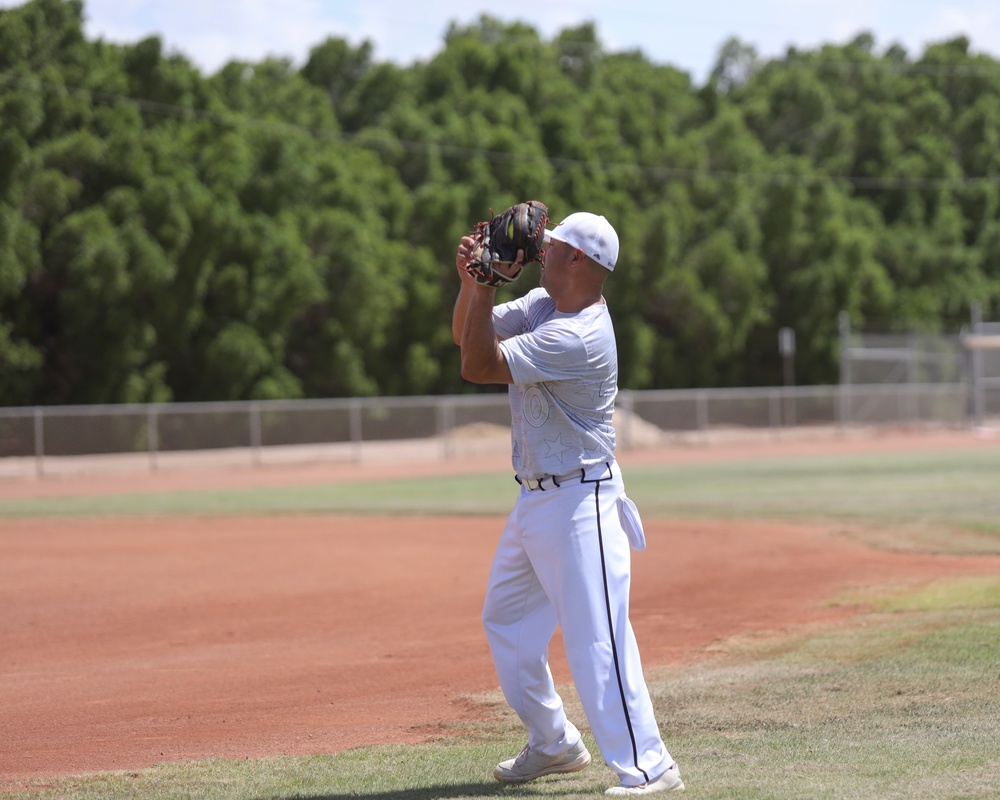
[4, 0, 1000, 407]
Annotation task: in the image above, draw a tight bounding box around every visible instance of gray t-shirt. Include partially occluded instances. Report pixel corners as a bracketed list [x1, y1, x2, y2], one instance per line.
[495, 288, 618, 480]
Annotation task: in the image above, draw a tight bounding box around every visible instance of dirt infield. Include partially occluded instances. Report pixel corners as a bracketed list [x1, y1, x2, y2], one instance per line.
[2, 430, 999, 789]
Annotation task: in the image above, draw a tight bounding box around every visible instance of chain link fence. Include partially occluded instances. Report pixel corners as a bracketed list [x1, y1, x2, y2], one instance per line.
[0, 382, 981, 479]
[965, 320, 1000, 425]
[838, 312, 966, 386]
[837, 308, 1000, 425]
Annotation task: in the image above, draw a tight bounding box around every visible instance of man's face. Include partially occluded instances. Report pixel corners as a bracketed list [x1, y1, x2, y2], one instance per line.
[540, 239, 577, 296]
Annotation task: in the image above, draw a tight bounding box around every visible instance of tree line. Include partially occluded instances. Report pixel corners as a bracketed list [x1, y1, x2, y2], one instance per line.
[1, 0, 998, 406]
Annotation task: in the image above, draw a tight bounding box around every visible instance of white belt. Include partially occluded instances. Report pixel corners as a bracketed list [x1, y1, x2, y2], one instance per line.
[517, 462, 615, 492]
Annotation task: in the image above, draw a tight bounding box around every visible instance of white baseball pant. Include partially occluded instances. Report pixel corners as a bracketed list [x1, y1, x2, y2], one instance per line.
[482, 462, 673, 786]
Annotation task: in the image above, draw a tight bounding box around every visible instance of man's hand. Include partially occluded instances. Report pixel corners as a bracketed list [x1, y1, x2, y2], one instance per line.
[461, 201, 548, 288]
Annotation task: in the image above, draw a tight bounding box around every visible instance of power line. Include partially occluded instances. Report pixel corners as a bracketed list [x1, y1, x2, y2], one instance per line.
[449, 29, 1000, 78]
[2, 72, 998, 193]
[780, 57, 1000, 78]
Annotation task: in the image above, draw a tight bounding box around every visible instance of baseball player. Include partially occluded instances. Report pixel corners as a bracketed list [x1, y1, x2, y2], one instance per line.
[452, 209, 684, 795]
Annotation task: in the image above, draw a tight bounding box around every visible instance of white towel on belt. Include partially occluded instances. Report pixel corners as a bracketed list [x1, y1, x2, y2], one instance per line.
[617, 492, 646, 551]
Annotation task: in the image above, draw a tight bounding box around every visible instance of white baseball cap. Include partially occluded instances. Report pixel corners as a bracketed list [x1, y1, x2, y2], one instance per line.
[543, 212, 619, 271]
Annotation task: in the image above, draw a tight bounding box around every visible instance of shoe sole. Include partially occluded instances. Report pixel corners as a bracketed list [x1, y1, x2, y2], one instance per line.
[493, 751, 593, 782]
[605, 774, 685, 794]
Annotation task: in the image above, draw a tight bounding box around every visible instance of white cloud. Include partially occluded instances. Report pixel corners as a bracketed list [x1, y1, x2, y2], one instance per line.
[3, 0, 1000, 80]
[82, 0, 339, 71]
[919, 3, 1000, 54]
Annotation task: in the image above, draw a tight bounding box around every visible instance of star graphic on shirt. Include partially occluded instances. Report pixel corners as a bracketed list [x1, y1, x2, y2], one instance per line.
[544, 433, 573, 462]
[591, 380, 614, 402]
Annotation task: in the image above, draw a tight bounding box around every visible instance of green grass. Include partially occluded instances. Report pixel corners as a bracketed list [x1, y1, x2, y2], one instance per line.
[837, 575, 1000, 612]
[0, 473, 520, 517]
[6, 582, 999, 799]
[625, 447, 1000, 531]
[3, 444, 1000, 797]
[3, 448, 999, 552]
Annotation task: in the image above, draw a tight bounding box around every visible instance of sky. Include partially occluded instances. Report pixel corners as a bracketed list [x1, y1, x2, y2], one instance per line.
[2, 0, 1000, 83]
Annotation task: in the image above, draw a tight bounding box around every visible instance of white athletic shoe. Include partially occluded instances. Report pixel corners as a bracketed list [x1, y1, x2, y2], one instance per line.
[605, 762, 685, 795]
[493, 740, 592, 782]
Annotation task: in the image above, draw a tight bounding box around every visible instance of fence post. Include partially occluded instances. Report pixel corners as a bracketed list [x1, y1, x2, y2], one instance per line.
[696, 391, 709, 445]
[33, 407, 44, 477]
[147, 405, 159, 472]
[769, 389, 781, 439]
[970, 302, 984, 427]
[618, 390, 634, 451]
[437, 398, 454, 459]
[249, 402, 262, 466]
[838, 312, 851, 430]
[350, 400, 363, 462]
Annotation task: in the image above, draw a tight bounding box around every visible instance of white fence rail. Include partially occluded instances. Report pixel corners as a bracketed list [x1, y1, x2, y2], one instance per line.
[1, 382, 991, 478]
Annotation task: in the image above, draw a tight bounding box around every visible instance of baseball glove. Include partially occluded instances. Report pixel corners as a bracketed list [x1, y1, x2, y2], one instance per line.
[464, 200, 549, 287]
